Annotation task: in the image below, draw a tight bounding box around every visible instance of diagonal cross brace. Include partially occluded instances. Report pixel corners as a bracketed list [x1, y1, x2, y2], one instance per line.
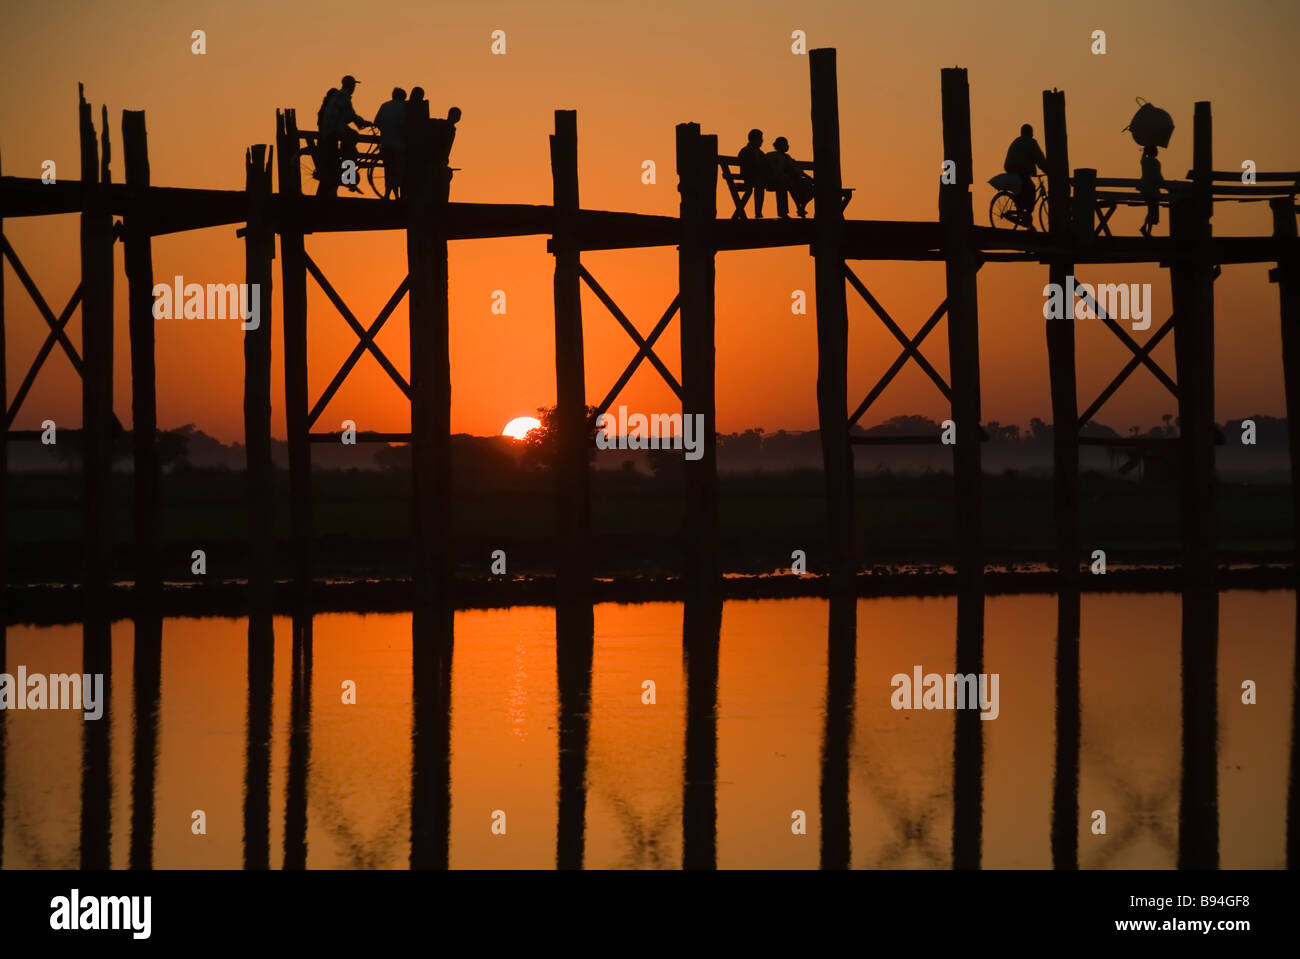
[577, 264, 683, 421]
[7, 285, 82, 427]
[844, 264, 952, 409]
[3, 232, 89, 382]
[1077, 314, 1177, 430]
[1076, 285, 1178, 398]
[303, 254, 412, 417]
[307, 275, 412, 428]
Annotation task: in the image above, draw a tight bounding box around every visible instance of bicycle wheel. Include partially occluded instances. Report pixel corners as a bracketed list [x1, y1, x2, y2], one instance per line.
[989, 191, 1022, 230]
[362, 141, 386, 198]
[1036, 191, 1051, 233]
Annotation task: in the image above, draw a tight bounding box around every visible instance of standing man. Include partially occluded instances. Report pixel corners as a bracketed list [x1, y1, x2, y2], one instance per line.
[737, 129, 766, 218]
[373, 87, 408, 199]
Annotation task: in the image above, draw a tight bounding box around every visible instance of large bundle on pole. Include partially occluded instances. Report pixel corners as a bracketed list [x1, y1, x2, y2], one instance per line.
[1124, 98, 1174, 148]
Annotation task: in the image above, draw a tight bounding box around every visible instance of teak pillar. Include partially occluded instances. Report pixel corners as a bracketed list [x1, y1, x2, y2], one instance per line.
[550, 110, 592, 613]
[405, 101, 454, 608]
[243, 144, 276, 604]
[677, 122, 720, 591]
[80, 89, 115, 608]
[809, 48, 855, 592]
[276, 109, 313, 607]
[122, 110, 160, 604]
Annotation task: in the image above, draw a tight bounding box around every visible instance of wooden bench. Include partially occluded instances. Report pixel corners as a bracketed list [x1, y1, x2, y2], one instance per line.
[717, 154, 854, 219]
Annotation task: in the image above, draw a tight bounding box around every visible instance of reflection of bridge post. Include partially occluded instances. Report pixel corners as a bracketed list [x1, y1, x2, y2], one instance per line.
[410, 604, 454, 869]
[1051, 586, 1081, 869]
[129, 610, 161, 869]
[243, 610, 274, 869]
[1172, 103, 1219, 869]
[283, 612, 313, 869]
[820, 591, 857, 869]
[682, 591, 722, 869]
[556, 597, 593, 869]
[0, 622, 6, 868]
[80, 612, 112, 869]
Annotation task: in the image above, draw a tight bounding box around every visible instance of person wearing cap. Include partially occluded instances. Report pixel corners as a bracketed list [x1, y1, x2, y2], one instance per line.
[318, 75, 372, 195]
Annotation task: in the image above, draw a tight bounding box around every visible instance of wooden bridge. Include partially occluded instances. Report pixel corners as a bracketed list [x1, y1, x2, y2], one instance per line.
[1, 49, 1299, 615]
[3, 48, 1300, 873]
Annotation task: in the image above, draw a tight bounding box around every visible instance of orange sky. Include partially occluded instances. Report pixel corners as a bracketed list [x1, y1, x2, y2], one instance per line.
[3, 0, 1298, 444]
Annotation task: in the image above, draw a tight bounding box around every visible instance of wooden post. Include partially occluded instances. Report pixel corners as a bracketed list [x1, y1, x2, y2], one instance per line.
[1171, 100, 1218, 869]
[819, 592, 856, 869]
[1043, 90, 1081, 869]
[122, 111, 160, 604]
[0, 148, 7, 619]
[1042, 91, 1079, 594]
[1072, 169, 1097, 246]
[80, 89, 115, 609]
[682, 593, 722, 869]
[940, 67, 985, 870]
[243, 144, 275, 605]
[809, 49, 854, 592]
[940, 69, 984, 589]
[677, 123, 719, 591]
[405, 101, 454, 608]
[550, 111, 592, 612]
[276, 110, 312, 606]
[1270, 195, 1300, 866]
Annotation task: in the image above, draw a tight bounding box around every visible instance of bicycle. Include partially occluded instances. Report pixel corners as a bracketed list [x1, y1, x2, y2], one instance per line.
[989, 174, 1049, 232]
[299, 131, 389, 198]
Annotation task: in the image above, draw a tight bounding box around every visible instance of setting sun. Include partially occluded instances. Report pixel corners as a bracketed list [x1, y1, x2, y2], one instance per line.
[502, 416, 542, 440]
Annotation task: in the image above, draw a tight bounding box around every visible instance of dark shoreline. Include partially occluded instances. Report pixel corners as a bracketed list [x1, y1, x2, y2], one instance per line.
[4, 563, 1294, 625]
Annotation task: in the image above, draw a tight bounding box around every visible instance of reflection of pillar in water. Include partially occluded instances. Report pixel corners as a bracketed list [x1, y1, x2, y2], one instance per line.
[0, 622, 6, 869]
[820, 592, 857, 869]
[682, 592, 722, 869]
[283, 613, 313, 869]
[244, 610, 274, 869]
[81, 613, 112, 869]
[1178, 583, 1219, 869]
[1290, 593, 1300, 867]
[1051, 588, 1080, 869]
[410, 603, 453, 869]
[130, 610, 162, 869]
[556, 598, 593, 869]
[951, 580, 984, 870]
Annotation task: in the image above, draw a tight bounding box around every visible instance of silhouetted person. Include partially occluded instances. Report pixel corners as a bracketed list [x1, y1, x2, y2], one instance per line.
[737, 129, 767, 217]
[373, 87, 408, 199]
[447, 106, 461, 148]
[1004, 123, 1047, 227]
[410, 86, 426, 109]
[765, 137, 813, 219]
[1139, 144, 1163, 238]
[318, 74, 372, 196]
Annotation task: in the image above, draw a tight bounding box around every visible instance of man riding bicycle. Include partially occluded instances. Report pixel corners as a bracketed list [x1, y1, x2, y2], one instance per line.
[1003, 123, 1048, 227]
